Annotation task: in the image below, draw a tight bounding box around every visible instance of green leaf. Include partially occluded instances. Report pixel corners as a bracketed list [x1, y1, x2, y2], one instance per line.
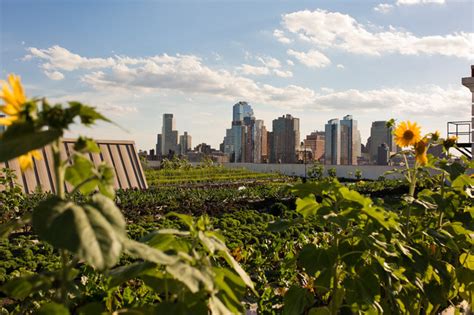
[282, 286, 314, 315]
[65, 154, 97, 195]
[74, 136, 100, 153]
[298, 244, 336, 277]
[362, 206, 399, 230]
[37, 303, 70, 315]
[167, 212, 194, 230]
[122, 239, 179, 265]
[108, 261, 156, 288]
[76, 302, 105, 315]
[32, 196, 126, 270]
[339, 187, 371, 207]
[460, 253, 474, 270]
[295, 195, 322, 218]
[213, 267, 246, 312]
[166, 261, 214, 293]
[0, 128, 61, 162]
[68, 102, 111, 126]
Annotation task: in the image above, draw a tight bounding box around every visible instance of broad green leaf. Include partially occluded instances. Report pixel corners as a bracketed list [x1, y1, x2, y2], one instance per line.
[362, 206, 399, 230]
[108, 261, 156, 287]
[0, 127, 61, 162]
[295, 195, 322, 218]
[166, 262, 214, 293]
[282, 286, 314, 315]
[339, 187, 371, 207]
[74, 136, 100, 153]
[459, 253, 474, 270]
[76, 302, 105, 315]
[123, 239, 179, 265]
[167, 212, 194, 230]
[32, 196, 125, 269]
[209, 295, 233, 315]
[298, 244, 336, 277]
[213, 267, 246, 312]
[65, 154, 97, 195]
[37, 303, 70, 315]
[220, 249, 256, 293]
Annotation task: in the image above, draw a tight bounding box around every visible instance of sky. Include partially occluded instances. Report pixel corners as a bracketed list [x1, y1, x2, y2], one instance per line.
[1, 0, 473, 151]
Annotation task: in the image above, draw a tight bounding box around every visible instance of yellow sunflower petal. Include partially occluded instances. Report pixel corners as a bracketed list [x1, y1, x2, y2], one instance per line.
[8, 74, 26, 105]
[1, 83, 18, 108]
[0, 116, 16, 126]
[1, 104, 21, 115]
[31, 150, 42, 160]
[19, 153, 34, 171]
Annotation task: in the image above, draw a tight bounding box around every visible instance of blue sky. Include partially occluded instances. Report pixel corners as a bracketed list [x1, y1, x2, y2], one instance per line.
[1, 0, 473, 150]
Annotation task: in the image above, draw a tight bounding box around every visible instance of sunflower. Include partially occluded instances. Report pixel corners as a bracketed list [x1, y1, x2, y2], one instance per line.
[394, 121, 421, 148]
[0, 74, 27, 126]
[0, 74, 41, 171]
[18, 150, 42, 171]
[414, 139, 428, 166]
[443, 136, 457, 151]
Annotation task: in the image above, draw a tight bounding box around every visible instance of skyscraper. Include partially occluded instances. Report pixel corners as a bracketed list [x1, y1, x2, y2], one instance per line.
[270, 114, 300, 163]
[369, 121, 396, 164]
[223, 101, 266, 163]
[325, 119, 341, 165]
[340, 115, 361, 165]
[325, 115, 361, 165]
[179, 131, 192, 155]
[161, 113, 179, 156]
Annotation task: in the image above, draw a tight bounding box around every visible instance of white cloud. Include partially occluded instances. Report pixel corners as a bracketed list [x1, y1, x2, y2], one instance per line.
[24, 46, 470, 117]
[280, 9, 474, 59]
[25, 45, 115, 71]
[273, 29, 292, 44]
[312, 85, 469, 117]
[238, 64, 270, 75]
[287, 49, 331, 68]
[397, 0, 445, 5]
[25, 46, 313, 106]
[286, 59, 295, 66]
[273, 69, 293, 78]
[44, 70, 65, 80]
[336, 64, 345, 69]
[373, 3, 394, 13]
[257, 56, 281, 68]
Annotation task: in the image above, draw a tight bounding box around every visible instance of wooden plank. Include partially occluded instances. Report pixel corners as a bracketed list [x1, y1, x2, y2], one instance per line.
[91, 151, 103, 166]
[6, 159, 25, 193]
[33, 148, 53, 193]
[99, 144, 120, 189]
[127, 144, 147, 189]
[60, 142, 73, 193]
[108, 144, 128, 189]
[43, 145, 57, 194]
[22, 163, 37, 194]
[118, 144, 138, 188]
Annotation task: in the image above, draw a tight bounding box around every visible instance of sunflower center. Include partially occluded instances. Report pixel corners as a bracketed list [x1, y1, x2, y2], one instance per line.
[403, 130, 414, 140]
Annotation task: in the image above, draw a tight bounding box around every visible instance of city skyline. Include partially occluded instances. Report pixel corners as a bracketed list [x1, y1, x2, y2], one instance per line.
[1, 0, 472, 150]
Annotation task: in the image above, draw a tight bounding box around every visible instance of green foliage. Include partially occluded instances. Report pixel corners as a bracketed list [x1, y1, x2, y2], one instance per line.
[327, 167, 337, 179]
[308, 162, 324, 181]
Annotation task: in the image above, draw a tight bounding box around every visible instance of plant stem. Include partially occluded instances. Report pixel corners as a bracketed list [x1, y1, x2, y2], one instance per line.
[437, 172, 445, 228]
[52, 139, 69, 304]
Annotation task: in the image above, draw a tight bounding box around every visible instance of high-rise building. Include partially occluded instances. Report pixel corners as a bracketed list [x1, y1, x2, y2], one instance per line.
[325, 119, 341, 165]
[223, 101, 267, 163]
[179, 131, 192, 155]
[369, 121, 396, 164]
[270, 114, 300, 163]
[304, 131, 325, 161]
[325, 115, 361, 165]
[377, 143, 390, 165]
[161, 114, 178, 155]
[156, 134, 162, 157]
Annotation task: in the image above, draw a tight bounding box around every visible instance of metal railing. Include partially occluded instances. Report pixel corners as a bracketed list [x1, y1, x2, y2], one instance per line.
[447, 120, 472, 158]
